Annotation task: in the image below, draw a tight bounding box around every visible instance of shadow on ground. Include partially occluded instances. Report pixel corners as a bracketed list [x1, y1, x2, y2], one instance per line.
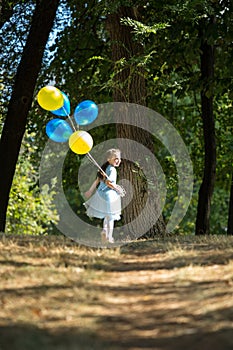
[0, 323, 233, 350]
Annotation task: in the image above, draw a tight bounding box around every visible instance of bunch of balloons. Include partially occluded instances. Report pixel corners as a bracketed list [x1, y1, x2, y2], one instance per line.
[37, 85, 98, 154]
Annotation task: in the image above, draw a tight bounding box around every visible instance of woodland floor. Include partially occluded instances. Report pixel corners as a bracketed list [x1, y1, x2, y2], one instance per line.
[0, 234, 233, 350]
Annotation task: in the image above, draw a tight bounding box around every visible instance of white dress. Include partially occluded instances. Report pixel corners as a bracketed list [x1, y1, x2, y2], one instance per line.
[85, 165, 121, 220]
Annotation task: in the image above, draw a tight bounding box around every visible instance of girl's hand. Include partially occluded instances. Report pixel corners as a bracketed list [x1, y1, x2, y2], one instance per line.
[115, 184, 126, 197]
[84, 178, 99, 199]
[105, 180, 126, 197]
[84, 190, 92, 199]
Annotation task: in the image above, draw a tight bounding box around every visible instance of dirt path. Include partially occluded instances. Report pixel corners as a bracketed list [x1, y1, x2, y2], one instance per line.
[0, 235, 233, 350]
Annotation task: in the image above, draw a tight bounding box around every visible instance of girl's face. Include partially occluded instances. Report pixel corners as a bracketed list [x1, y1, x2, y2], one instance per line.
[108, 155, 121, 167]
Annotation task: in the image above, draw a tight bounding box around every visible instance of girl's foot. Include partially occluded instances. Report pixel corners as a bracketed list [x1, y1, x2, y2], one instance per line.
[101, 231, 107, 241]
[108, 237, 114, 243]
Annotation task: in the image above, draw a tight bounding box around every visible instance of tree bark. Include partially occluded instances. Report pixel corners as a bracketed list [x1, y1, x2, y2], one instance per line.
[106, 6, 166, 238]
[0, 0, 59, 232]
[195, 17, 216, 235]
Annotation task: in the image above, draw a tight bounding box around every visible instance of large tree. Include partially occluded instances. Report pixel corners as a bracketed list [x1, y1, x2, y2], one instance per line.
[195, 15, 216, 235]
[106, 5, 166, 238]
[0, 0, 60, 232]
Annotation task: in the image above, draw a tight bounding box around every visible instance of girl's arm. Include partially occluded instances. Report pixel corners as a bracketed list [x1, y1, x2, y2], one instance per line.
[104, 167, 123, 194]
[104, 179, 125, 197]
[84, 178, 100, 198]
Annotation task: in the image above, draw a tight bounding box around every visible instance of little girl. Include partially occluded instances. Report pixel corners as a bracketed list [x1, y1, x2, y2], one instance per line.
[84, 148, 122, 243]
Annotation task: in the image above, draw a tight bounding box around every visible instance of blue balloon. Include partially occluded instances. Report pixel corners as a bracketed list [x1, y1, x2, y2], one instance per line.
[51, 92, 71, 116]
[74, 100, 98, 126]
[46, 118, 73, 143]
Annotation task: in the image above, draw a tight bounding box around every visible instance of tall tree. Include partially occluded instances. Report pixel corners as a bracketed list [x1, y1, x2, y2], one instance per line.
[0, 0, 60, 232]
[195, 16, 216, 235]
[224, 0, 233, 235]
[106, 6, 166, 238]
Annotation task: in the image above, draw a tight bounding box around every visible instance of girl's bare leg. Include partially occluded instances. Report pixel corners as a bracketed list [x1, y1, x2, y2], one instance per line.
[102, 216, 115, 243]
[103, 217, 108, 236]
[101, 217, 108, 241]
[107, 217, 115, 243]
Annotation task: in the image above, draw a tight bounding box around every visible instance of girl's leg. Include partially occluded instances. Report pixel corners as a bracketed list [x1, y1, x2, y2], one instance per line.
[103, 217, 108, 234]
[103, 216, 115, 242]
[101, 217, 108, 241]
[107, 217, 115, 243]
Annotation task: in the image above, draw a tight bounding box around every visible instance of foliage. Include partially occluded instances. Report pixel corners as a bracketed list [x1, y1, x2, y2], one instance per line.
[0, 1, 35, 111]
[127, 0, 233, 234]
[6, 132, 59, 235]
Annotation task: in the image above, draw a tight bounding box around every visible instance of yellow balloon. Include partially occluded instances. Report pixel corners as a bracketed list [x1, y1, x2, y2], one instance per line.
[37, 86, 64, 111]
[69, 131, 93, 154]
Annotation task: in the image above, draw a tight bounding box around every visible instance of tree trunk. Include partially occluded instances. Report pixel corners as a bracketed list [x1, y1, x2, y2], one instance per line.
[106, 6, 166, 238]
[195, 17, 216, 235]
[227, 172, 233, 235]
[0, 0, 59, 232]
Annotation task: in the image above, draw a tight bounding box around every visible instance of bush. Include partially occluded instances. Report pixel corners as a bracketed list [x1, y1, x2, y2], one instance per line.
[6, 135, 59, 235]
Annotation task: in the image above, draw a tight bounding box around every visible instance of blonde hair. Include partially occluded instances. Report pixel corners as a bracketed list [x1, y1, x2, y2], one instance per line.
[106, 148, 121, 160]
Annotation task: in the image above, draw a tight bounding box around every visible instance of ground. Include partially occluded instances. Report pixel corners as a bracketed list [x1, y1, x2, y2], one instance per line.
[0, 234, 233, 350]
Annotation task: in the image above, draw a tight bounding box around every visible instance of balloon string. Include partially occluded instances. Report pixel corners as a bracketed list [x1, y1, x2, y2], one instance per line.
[69, 116, 77, 131]
[62, 107, 77, 132]
[86, 152, 110, 180]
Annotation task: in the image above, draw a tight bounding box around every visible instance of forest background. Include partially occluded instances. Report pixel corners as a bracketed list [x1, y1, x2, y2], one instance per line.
[0, 0, 232, 239]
